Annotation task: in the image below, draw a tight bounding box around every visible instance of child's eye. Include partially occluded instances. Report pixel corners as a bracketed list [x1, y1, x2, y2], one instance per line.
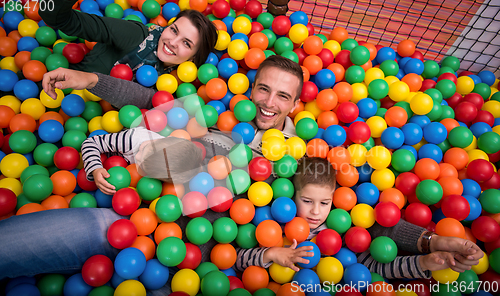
[302, 199, 311, 204]
[321, 202, 330, 206]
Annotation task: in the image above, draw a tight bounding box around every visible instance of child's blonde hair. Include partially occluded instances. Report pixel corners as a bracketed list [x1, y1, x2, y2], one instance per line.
[138, 137, 202, 184]
[293, 157, 337, 192]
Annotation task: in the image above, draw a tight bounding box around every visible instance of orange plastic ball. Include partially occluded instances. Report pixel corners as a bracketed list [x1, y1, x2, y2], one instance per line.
[306, 138, 329, 158]
[242, 266, 269, 294]
[366, 281, 396, 296]
[8, 30, 22, 43]
[206, 78, 228, 100]
[333, 186, 357, 211]
[17, 203, 45, 215]
[385, 106, 408, 127]
[22, 60, 47, 82]
[0, 106, 16, 128]
[289, 101, 305, 119]
[230, 198, 255, 225]
[130, 208, 158, 236]
[189, 0, 208, 12]
[327, 147, 351, 170]
[41, 195, 69, 210]
[316, 89, 338, 111]
[39, 111, 65, 125]
[50, 170, 77, 196]
[154, 222, 182, 244]
[256, 219, 282, 247]
[186, 117, 208, 138]
[276, 283, 306, 296]
[14, 51, 31, 70]
[0, 37, 17, 57]
[438, 163, 458, 179]
[161, 182, 185, 198]
[329, 27, 349, 44]
[130, 235, 156, 261]
[9, 113, 37, 133]
[245, 48, 266, 69]
[336, 164, 359, 187]
[217, 111, 239, 132]
[397, 39, 416, 57]
[440, 118, 460, 133]
[169, 129, 191, 140]
[464, 227, 476, 244]
[443, 148, 469, 171]
[300, 66, 310, 82]
[438, 177, 463, 198]
[401, 73, 422, 92]
[303, 36, 323, 55]
[435, 217, 465, 238]
[212, 20, 227, 31]
[207, 155, 232, 180]
[284, 217, 309, 243]
[317, 111, 339, 129]
[210, 243, 237, 269]
[303, 55, 323, 75]
[363, 42, 378, 60]
[126, 164, 142, 188]
[379, 188, 406, 209]
[229, 94, 249, 112]
[150, 15, 167, 26]
[414, 158, 440, 180]
[327, 63, 345, 82]
[249, 32, 269, 50]
[0, 27, 5, 38]
[333, 82, 353, 103]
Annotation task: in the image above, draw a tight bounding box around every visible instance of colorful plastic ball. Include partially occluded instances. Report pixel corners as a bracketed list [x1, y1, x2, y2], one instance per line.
[422, 122, 447, 144]
[295, 241, 321, 269]
[201, 270, 230, 296]
[0, 153, 27, 179]
[326, 208, 352, 234]
[156, 236, 186, 267]
[61, 273, 93, 296]
[106, 219, 137, 249]
[343, 263, 372, 291]
[231, 122, 254, 144]
[135, 65, 158, 87]
[369, 236, 397, 264]
[104, 166, 130, 191]
[455, 102, 478, 124]
[186, 217, 213, 245]
[21, 174, 51, 203]
[81, 254, 114, 287]
[467, 159, 494, 182]
[374, 201, 401, 227]
[323, 125, 346, 147]
[114, 247, 147, 280]
[155, 194, 182, 223]
[61, 94, 85, 117]
[405, 202, 432, 227]
[376, 47, 396, 64]
[8, 130, 36, 155]
[350, 45, 370, 66]
[137, 259, 169, 291]
[12, 79, 38, 102]
[110, 64, 133, 81]
[448, 126, 474, 148]
[270, 196, 296, 223]
[0, 188, 17, 216]
[111, 188, 139, 215]
[416, 179, 443, 205]
[166, 107, 189, 130]
[409, 93, 433, 115]
[478, 131, 500, 154]
[255, 219, 282, 247]
[0, 69, 19, 92]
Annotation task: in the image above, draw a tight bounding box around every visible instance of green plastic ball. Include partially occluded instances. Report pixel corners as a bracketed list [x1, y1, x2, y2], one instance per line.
[195, 262, 219, 279]
[69, 192, 97, 208]
[62, 130, 87, 151]
[16, 193, 33, 210]
[47, 165, 59, 176]
[261, 29, 276, 48]
[136, 177, 162, 201]
[35, 26, 57, 47]
[119, 105, 142, 128]
[350, 45, 370, 65]
[274, 37, 294, 55]
[379, 60, 399, 77]
[479, 189, 500, 214]
[226, 169, 251, 195]
[9, 130, 37, 154]
[370, 236, 398, 263]
[31, 46, 52, 63]
[375, 108, 387, 118]
[65, 117, 88, 133]
[158, 125, 174, 137]
[104, 3, 124, 18]
[435, 79, 456, 99]
[235, 223, 257, 248]
[390, 149, 415, 172]
[422, 60, 440, 79]
[207, 14, 218, 21]
[58, 30, 77, 42]
[141, 0, 161, 18]
[448, 126, 474, 148]
[472, 82, 492, 100]
[424, 88, 443, 103]
[155, 194, 183, 222]
[33, 143, 58, 167]
[370, 273, 385, 284]
[257, 12, 274, 29]
[124, 14, 143, 23]
[491, 92, 500, 102]
[195, 105, 218, 127]
[263, 50, 276, 58]
[176, 83, 197, 99]
[438, 105, 455, 120]
[274, 154, 298, 178]
[157, 236, 186, 266]
[436, 139, 451, 153]
[361, 137, 375, 151]
[296, 117, 318, 140]
[341, 38, 358, 51]
[45, 53, 69, 72]
[228, 288, 252, 296]
[198, 64, 219, 84]
[37, 274, 66, 296]
[89, 285, 115, 296]
[228, 144, 253, 167]
[271, 177, 294, 199]
[345, 65, 365, 84]
[455, 269, 479, 294]
[186, 217, 213, 245]
[326, 209, 351, 234]
[105, 166, 131, 190]
[426, 102, 443, 122]
[441, 56, 460, 72]
[52, 42, 67, 55]
[437, 66, 454, 77]
[281, 50, 299, 63]
[23, 174, 53, 202]
[488, 248, 500, 274]
[213, 217, 238, 244]
[416, 179, 443, 205]
[20, 165, 49, 184]
[234, 100, 256, 122]
[477, 131, 500, 154]
[201, 270, 230, 296]
[368, 79, 389, 100]
[82, 101, 103, 121]
[183, 95, 205, 116]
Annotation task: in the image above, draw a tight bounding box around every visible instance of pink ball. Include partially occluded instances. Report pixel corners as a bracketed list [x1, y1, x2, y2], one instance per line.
[316, 229, 342, 255]
[404, 202, 432, 227]
[181, 191, 208, 218]
[207, 186, 233, 212]
[143, 109, 168, 132]
[467, 159, 494, 182]
[374, 201, 401, 227]
[82, 255, 114, 287]
[112, 188, 141, 216]
[471, 216, 500, 243]
[344, 226, 371, 253]
[440, 195, 470, 221]
[107, 219, 138, 249]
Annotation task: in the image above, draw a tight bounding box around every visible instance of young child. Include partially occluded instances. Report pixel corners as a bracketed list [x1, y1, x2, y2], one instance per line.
[81, 126, 203, 195]
[235, 157, 462, 279]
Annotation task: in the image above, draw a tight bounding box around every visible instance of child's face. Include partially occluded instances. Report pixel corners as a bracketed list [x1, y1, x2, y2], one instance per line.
[295, 184, 334, 229]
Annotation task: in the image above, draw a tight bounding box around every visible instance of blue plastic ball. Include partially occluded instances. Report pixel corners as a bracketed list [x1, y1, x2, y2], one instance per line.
[290, 11, 308, 26]
[123, 8, 135, 17]
[403, 58, 424, 75]
[478, 70, 496, 86]
[0, 69, 18, 92]
[334, 248, 357, 268]
[6, 284, 40, 296]
[463, 195, 482, 221]
[311, 128, 325, 140]
[461, 179, 481, 198]
[167, 107, 189, 129]
[494, 118, 500, 127]
[220, 90, 234, 110]
[17, 37, 39, 52]
[400, 123, 423, 145]
[343, 263, 372, 291]
[162, 2, 180, 20]
[381, 127, 405, 149]
[111, 271, 134, 288]
[207, 100, 226, 115]
[357, 163, 373, 183]
[400, 145, 418, 160]
[470, 122, 492, 138]
[218, 58, 238, 79]
[323, 125, 346, 147]
[136, 65, 158, 87]
[189, 172, 215, 196]
[222, 16, 235, 35]
[61, 94, 86, 117]
[5, 276, 36, 294]
[252, 205, 273, 226]
[139, 259, 170, 290]
[96, 0, 113, 10]
[432, 208, 446, 224]
[355, 182, 379, 206]
[114, 247, 147, 279]
[246, 69, 257, 84]
[79, 0, 100, 13]
[292, 268, 321, 289]
[357, 98, 378, 119]
[417, 144, 443, 163]
[0, 151, 6, 163]
[3, 11, 24, 31]
[206, 52, 219, 66]
[296, 241, 321, 269]
[63, 273, 93, 296]
[221, 268, 237, 277]
[130, 10, 147, 24]
[38, 120, 65, 143]
[468, 75, 482, 85]
[88, 130, 109, 138]
[376, 47, 396, 64]
[398, 57, 412, 69]
[271, 196, 297, 223]
[13, 79, 39, 101]
[231, 122, 255, 144]
[409, 115, 431, 129]
[315, 69, 336, 89]
[231, 32, 249, 43]
[423, 122, 447, 144]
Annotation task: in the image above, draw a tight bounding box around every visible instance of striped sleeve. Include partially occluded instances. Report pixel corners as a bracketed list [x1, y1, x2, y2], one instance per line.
[235, 247, 271, 272]
[81, 129, 135, 181]
[357, 251, 431, 279]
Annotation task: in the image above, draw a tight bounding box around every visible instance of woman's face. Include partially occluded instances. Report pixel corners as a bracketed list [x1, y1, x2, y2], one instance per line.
[157, 17, 200, 66]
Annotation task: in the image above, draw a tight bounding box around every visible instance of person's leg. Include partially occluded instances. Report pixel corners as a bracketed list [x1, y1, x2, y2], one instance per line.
[0, 208, 122, 280]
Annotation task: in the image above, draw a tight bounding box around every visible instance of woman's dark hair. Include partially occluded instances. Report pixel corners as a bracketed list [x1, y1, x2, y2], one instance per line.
[172, 10, 217, 68]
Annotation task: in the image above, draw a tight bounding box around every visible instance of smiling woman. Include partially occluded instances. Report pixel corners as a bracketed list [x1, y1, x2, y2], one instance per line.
[38, 1, 217, 109]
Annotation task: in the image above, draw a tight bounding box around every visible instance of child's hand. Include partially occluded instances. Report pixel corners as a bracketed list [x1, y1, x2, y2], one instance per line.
[264, 239, 314, 272]
[420, 251, 472, 273]
[92, 168, 116, 195]
[430, 235, 483, 267]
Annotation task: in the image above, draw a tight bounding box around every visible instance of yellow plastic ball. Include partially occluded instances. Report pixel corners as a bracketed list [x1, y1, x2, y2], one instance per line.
[293, 110, 316, 125]
[456, 76, 475, 95]
[388, 81, 410, 102]
[371, 168, 395, 191]
[412, 139, 427, 151]
[114, 280, 146, 296]
[396, 288, 418, 296]
[0, 95, 22, 113]
[364, 68, 385, 85]
[83, 89, 101, 101]
[324, 40, 341, 57]
[405, 92, 417, 103]
[0, 153, 29, 179]
[171, 268, 200, 296]
[493, 125, 500, 136]
[232, 17, 252, 35]
[88, 116, 103, 133]
[228, 73, 249, 95]
[471, 253, 488, 275]
[316, 257, 343, 284]
[40, 89, 64, 108]
[431, 268, 459, 284]
[53, 39, 68, 47]
[248, 181, 273, 206]
[157, 74, 178, 93]
[350, 203, 375, 228]
[262, 136, 286, 161]
[366, 146, 391, 170]
[178, 0, 190, 10]
[289, 24, 309, 44]
[269, 262, 296, 284]
[262, 129, 285, 142]
[463, 135, 477, 152]
[347, 144, 367, 167]
[0, 57, 20, 72]
[285, 136, 306, 160]
[21, 98, 46, 120]
[0, 178, 22, 196]
[366, 116, 387, 138]
[215, 30, 231, 51]
[101, 110, 123, 133]
[70, 89, 88, 102]
[114, 0, 131, 10]
[467, 148, 489, 163]
[351, 82, 368, 103]
[304, 101, 322, 119]
[227, 39, 248, 61]
[149, 197, 160, 212]
[410, 93, 433, 115]
[385, 76, 400, 86]
[177, 61, 198, 83]
[483, 100, 500, 118]
[18, 19, 39, 38]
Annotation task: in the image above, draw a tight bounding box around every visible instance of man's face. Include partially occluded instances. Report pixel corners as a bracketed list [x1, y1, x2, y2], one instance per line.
[251, 66, 300, 130]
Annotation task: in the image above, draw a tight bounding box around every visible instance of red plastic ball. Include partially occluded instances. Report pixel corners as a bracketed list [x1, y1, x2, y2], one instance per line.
[334, 50, 353, 69]
[467, 159, 494, 182]
[244, 0, 262, 18]
[317, 48, 334, 67]
[300, 81, 318, 103]
[0, 188, 17, 216]
[77, 168, 98, 191]
[337, 102, 359, 123]
[316, 228, 342, 255]
[420, 79, 437, 92]
[479, 270, 500, 289]
[229, 0, 245, 10]
[294, 47, 307, 65]
[169, 292, 190, 296]
[411, 50, 424, 62]
[395, 172, 420, 196]
[458, 71, 474, 77]
[445, 92, 463, 109]
[177, 242, 202, 269]
[181, 191, 208, 218]
[344, 226, 371, 253]
[228, 276, 245, 291]
[271, 15, 291, 36]
[480, 172, 500, 191]
[306, 23, 315, 36]
[374, 201, 401, 227]
[485, 238, 500, 254]
[82, 254, 114, 287]
[347, 121, 371, 144]
[437, 73, 457, 84]
[248, 157, 272, 181]
[404, 203, 432, 227]
[207, 186, 233, 212]
[107, 219, 138, 249]
[152, 91, 175, 112]
[112, 188, 141, 216]
[110, 64, 133, 81]
[78, 43, 91, 55]
[212, 0, 230, 18]
[440, 195, 470, 221]
[454, 101, 478, 123]
[471, 216, 500, 243]
[249, 21, 264, 36]
[472, 110, 495, 127]
[143, 109, 168, 132]
[103, 155, 129, 170]
[62, 43, 86, 64]
[463, 93, 484, 110]
[54, 146, 81, 170]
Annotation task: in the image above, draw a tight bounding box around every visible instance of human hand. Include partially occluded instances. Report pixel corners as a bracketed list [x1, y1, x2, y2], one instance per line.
[420, 251, 473, 273]
[430, 235, 483, 268]
[263, 239, 314, 272]
[92, 168, 116, 195]
[42, 68, 99, 99]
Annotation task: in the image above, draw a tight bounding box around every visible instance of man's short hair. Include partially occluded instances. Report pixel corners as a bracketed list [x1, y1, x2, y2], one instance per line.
[293, 157, 337, 192]
[254, 55, 304, 101]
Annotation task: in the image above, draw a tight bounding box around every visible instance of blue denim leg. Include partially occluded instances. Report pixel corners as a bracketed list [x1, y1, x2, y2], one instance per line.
[0, 208, 122, 280]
